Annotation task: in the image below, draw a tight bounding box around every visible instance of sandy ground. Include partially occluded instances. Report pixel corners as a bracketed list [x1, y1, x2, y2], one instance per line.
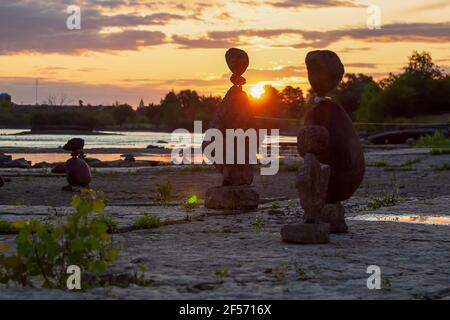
[0, 147, 449, 299]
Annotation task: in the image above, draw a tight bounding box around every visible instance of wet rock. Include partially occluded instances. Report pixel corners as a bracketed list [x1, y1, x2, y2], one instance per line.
[280, 223, 330, 244]
[0, 153, 12, 164]
[205, 185, 259, 211]
[32, 161, 53, 169]
[305, 50, 344, 96]
[51, 163, 66, 174]
[85, 157, 109, 168]
[320, 202, 348, 233]
[226, 48, 249, 76]
[63, 138, 85, 152]
[66, 157, 91, 188]
[5, 158, 31, 169]
[121, 154, 136, 162]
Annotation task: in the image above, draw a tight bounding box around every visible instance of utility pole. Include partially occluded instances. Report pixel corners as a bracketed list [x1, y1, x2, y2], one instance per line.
[35, 79, 39, 106]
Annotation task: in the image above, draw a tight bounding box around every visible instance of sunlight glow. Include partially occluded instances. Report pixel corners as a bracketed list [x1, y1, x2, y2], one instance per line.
[250, 82, 270, 98]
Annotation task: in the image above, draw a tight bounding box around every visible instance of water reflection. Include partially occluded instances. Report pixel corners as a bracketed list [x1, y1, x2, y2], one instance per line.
[350, 214, 450, 225]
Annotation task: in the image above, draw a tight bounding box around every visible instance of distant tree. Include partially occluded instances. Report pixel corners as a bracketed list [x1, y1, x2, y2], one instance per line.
[280, 86, 305, 117]
[404, 51, 443, 79]
[177, 90, 200, 121]
[111, 104, 134, 127]
[335, 73, 376, 118]
[354, 51, 450, 122]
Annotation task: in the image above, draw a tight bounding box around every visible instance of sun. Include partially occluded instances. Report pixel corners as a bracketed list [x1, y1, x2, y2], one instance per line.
[249, 82, 268, 99]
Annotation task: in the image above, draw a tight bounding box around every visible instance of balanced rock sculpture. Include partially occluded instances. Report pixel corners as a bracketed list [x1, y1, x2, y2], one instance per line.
[204, 48, 259, 211]
[62, 138, 92, 191]
[301, 50, 365, 233]
[281, 126, 331, 244]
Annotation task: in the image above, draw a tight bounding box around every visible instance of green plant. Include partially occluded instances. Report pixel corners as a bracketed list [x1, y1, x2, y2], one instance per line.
[367, 161, 388, 167]
[0, 190, 120, 289]
[382, 275, 392, 289]
[154, 181, 172, 204]
[272, 263, 291, 282]
[93, 170, 119, 178]
[0, 219, 19, 235]
[431, 162, 450, 172]
[384, 166, 415, 172]
[100, 215, 119, 233]
[215, 269, 229, 283]
[184, 194, 199, 211]
[292, 261, 310, 281]
[401, 157, 423, 167]
[430, 148, 450, 155]
[368, 177, 400, 210]
[271, 200, 281, 210]
[133, 214, 161, 230]
[368, 193, 399, 210]
[416, 132, 450, 148]
[41, 168, 51, 175]
[253, 217, 263, 232]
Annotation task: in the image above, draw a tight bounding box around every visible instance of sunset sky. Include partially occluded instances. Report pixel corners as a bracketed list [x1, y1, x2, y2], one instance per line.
[0, 0, 449, 106]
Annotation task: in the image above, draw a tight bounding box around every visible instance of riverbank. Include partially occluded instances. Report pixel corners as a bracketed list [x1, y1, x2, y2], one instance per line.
[0, 147, 449, 299]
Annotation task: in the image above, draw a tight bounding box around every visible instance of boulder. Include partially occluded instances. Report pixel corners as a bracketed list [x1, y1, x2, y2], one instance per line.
[280, 223, 330, 244]
[51, 163, 67, 174]
[205, 185, 259, 211]
[0, 153, 12, 164]
[66, 157, 92, 188]
[5, 158, 31, 169]
[320, 202, 348, 233]
[85, 157, 109, 168]
[63, 138, 85, 152]
[33, 161, 53, 169]
[121, 154, 136, 162]
[305, 50, 344, 96]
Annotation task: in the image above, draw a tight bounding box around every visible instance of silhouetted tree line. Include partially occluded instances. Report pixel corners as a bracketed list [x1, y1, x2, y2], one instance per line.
[1, 52, 448, 132]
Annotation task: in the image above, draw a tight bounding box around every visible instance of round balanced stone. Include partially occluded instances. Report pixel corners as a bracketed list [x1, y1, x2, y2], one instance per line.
[66, 157, 92, 188]
[63, 138, 85, 152]
[305, 50, 344, 96]
[304, 100, 365, 203]
[225, 48, 249, 76]
[297, 126, 329, 155]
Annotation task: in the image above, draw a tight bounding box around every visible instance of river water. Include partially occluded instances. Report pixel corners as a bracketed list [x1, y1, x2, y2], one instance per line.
[0, 129, 296, 164]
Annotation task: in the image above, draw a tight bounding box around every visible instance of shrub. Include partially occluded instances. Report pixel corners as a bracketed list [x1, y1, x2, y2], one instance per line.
[133, 214, 161, 230]
[416, 132, 450, 148]
[0, 190, 120, 288]
[154, 181, 172, 204]
[184, 194, 199, 211]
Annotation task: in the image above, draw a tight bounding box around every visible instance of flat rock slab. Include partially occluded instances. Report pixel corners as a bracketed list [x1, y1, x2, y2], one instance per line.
[0, 205, 204, 230]
[281, 223, 330, 244]
[1, 196, 450, 299]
